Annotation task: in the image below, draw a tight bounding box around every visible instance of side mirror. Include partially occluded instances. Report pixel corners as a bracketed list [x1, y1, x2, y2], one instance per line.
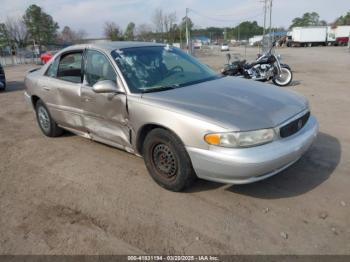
[226, 53, 231, 63]
[92, 80, 124, 94]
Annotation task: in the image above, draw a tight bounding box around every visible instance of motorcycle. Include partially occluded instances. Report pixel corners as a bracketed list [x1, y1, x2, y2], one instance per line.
[221, 44, 293, 87]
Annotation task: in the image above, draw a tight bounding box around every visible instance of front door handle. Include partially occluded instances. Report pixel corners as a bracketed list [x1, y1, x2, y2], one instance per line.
[43, 86, 50, 91]
[82, 96, 93, 102]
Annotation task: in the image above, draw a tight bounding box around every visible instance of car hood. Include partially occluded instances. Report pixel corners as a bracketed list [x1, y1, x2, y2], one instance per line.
[141, 76, 308, 131]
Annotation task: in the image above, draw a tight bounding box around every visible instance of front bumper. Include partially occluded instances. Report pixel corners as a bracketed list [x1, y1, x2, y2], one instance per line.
[187, 116, 318, 184]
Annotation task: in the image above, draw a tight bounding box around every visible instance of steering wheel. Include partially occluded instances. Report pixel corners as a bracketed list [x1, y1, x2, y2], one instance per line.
[165, 65, 184, 77]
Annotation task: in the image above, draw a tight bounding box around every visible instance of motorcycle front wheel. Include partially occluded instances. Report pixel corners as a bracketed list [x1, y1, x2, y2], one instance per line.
[272, 67, 293, 86]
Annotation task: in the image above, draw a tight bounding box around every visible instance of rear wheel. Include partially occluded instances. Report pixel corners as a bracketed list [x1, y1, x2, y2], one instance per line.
[273, 67, 293, 87]
[0, 82, 5, 92]
[143, 128, 196, 191]
[35, 99, 63, 137]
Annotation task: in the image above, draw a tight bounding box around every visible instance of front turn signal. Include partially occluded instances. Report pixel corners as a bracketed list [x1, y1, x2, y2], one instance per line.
[204, 134, 221, 145]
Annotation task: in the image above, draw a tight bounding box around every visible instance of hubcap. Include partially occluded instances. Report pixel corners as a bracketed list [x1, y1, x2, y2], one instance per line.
[38, 106, 50, 132]
[152, 144, 177, 178]
[276, 68, 291, 85]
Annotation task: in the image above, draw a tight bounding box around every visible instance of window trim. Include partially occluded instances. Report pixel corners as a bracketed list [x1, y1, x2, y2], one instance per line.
[44, 56, 59, 78]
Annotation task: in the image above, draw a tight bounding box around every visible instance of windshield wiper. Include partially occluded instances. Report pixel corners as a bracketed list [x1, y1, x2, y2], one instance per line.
[141, 85, 178, 93]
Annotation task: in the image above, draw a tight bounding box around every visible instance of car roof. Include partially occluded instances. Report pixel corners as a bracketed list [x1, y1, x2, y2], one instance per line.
[62, 41, 166, 53]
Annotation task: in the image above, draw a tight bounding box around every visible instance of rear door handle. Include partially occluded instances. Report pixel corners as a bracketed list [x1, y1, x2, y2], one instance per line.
[43, 86, 50, 91]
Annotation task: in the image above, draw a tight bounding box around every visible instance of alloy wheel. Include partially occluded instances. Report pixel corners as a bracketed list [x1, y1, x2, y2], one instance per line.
[38, 106, 51, 133]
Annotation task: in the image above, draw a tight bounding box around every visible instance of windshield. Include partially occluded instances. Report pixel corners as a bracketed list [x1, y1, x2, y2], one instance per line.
[111, 46, 219, 93]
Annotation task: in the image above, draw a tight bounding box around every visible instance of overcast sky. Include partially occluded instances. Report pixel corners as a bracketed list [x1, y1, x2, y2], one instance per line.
[1, 0, 349, 37]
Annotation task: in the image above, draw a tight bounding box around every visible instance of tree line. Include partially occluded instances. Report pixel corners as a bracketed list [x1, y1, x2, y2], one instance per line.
[0, 4, 87, 52]
[290, 11, 350, 28]
[103, 9, 350, 43]
[103, 8, 193, 43]
[103, 8, 263, 42]
[1, 4, 349, 53]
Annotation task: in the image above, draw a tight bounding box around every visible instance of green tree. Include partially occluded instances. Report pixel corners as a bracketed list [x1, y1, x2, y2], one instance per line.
[124, 22, 135, 41]
[232, 21, 264, 40]
[334, 11, 350, 25]
[191, 21, 263, 42]
[23, 4, 59, 49]
[290, 12, 326, 28]
[179, 16, 194, 43]
[104, 21, 123, 41]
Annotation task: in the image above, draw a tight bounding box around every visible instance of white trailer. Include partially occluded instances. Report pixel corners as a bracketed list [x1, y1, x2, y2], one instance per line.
[248, 35, 263, 46]
[335, 26, 350, 45]
[335, 25, 350, 38]
[291, 26, 327, 47]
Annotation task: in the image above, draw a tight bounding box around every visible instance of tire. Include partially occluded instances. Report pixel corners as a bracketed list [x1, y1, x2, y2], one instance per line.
[0, 82, 5, 92]
[273, 67, 293, 87]
[35, 99, 63, 137]
[143, 128, 196, 191]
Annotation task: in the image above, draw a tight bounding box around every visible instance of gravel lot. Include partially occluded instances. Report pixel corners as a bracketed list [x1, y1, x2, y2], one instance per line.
[0, 46, 349, 255]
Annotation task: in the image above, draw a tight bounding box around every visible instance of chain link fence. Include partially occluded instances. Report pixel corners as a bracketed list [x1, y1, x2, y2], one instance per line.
[0, 48, 41, 66]
[0, 54, 41, 66]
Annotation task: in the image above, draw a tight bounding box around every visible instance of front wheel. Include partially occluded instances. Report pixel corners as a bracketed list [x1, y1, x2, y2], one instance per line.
[272, 67, 293, 87]
[143, 128, 196, 191]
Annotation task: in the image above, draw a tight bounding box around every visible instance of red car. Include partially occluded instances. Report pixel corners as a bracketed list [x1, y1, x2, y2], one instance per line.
[40, 51, 58, 64]
[336, 37, 349, 46]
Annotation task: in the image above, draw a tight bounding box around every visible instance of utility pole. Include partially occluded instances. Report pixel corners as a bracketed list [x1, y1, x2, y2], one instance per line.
[269, 0, 273, 48]
[263, 0, 267, 37]
[269, 0, 272, 34]
[238, 24, 240, 42]
[185, 7, 190, 53]
[180, 25, 182, 48]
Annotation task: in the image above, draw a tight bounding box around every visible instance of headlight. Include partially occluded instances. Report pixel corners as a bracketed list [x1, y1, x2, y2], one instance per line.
[204, 129, 275, 148]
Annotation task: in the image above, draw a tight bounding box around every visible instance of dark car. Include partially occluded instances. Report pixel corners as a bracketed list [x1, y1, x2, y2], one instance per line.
[0, 63, 6, 91]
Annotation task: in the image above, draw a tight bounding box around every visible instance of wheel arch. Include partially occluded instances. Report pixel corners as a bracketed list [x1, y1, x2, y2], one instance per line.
[136, 123, 184, 156]
[31, 95, 41, 109]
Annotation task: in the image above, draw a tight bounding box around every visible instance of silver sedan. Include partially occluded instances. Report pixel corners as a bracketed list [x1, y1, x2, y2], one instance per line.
[24, 42, 318, 191]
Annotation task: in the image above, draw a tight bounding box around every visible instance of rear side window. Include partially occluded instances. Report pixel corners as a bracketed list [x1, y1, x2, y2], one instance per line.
[84, 50, 116, 86]
[45, 57, 59, 77]
[57, 52, 83, 83]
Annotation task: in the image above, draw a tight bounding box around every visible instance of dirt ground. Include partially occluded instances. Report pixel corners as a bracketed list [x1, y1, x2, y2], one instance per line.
[0, 46, 349, 255]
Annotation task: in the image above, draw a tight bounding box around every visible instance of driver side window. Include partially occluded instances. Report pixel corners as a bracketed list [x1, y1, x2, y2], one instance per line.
[84, 50, 117, 86]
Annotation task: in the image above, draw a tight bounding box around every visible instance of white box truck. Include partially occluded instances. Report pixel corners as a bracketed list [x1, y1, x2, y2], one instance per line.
[291, 26, 328, 47]
[249, 35, 263, 46]
[327, 26, 336, 45]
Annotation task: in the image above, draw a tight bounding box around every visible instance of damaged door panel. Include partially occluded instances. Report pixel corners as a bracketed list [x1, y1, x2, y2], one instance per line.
[81, 88, 131, 148]
[44, 52, 86, 132]
[81, 49, 131, 149]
